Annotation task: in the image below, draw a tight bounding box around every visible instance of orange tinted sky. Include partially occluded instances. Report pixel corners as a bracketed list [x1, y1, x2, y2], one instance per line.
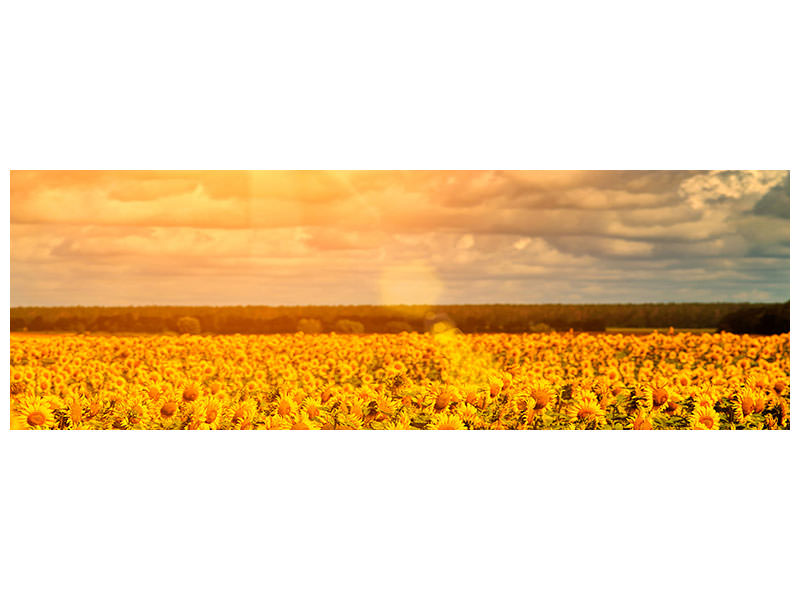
[10, 170, 789, 306]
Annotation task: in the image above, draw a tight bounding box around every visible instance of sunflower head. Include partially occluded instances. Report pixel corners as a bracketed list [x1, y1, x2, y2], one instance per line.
[690, 405, 720, 430]
[160, 400, 178, 418]
[182, 384, 200, 402]
[12, 396, 56, 430]
[383, 413, 412, 430]
[566, 389, 606, 427]
[737, 389, 756, 419]
[290, 414, 317, 430]
[649, 383, 670, 410]
[305, 400, 321, 419]
[231, 398, 258, 429]
[335, 412, 363, 430]
[529, 381, 556, 412]
[69, 397, 83, 427]
[631, 411, 653, 430]
[430, 413, 466, 430]
[429, 385, 457, 411]
[488, 375, 503, 398]
[464, 386, 486, 410]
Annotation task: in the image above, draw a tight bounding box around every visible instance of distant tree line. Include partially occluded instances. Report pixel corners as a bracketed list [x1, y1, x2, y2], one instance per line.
[8, 302, 789, 334]
[716, 302, 790, 335]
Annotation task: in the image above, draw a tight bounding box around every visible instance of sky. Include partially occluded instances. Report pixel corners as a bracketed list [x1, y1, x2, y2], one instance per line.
[9, 170, 790, 307]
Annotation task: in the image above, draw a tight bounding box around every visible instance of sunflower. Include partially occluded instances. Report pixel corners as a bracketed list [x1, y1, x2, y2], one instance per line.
[427, 384, 458, 412]
[631, 411, 653, 430]
[430, 413, 466, 430]
[527, 381, 557, 413]
[276, 396, 297, 417]
[142, 395, 182, 429]
[111, 395, 147, 429]
[10, 379, 26, 396]
[290, 414, 316, 430]
[304, 399, 322, 419]
[264, 415, 292, 430]
[488, 375, 503, 398]
[160, 400, 179, 419]
[320, 387, 334, 403]
[646, 378, 673, 412]
[44, 393, 69, 411]
[689, 405, 720, 430]
[67, 396, 84, 428]
[745, 374, 771, 393]
[463, 385, 486, 410]
[775, 397, 790, 428]
[191, 397, 222, 430]
[692, 388, 717, 410]
[731, 388, 762, 422]
[231, 398, 258, 430]
[456, 402, 479, 426]
[773, 379, 788, 396]
[383, 414, 412, 430]
[11, 396, 56, 430]
[566, 390, 606, 427]
[334, 412, 363, 430]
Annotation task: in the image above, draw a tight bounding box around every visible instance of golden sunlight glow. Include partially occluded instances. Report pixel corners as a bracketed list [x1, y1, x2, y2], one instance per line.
[378, 260, 444, 306]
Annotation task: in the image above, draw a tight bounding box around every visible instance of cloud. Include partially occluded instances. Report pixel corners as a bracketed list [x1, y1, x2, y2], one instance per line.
[751, 175, 790, 219]
[456, 234, 475, 250]
[678, 170, 787, 212]
[10, 170, 790, 305]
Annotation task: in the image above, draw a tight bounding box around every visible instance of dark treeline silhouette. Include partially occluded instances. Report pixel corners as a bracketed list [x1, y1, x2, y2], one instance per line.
[716, 302, 790, 335]
[9, 302, 789, 334]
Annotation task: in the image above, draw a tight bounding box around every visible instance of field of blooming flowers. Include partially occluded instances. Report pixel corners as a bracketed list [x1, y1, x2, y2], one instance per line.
[9, 330, 790, 430]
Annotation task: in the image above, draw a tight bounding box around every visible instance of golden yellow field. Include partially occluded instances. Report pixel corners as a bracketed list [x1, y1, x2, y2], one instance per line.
[9, 330, 790, 430]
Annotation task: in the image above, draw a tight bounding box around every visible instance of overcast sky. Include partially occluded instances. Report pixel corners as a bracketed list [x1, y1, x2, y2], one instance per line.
[10, 170, 789, 306]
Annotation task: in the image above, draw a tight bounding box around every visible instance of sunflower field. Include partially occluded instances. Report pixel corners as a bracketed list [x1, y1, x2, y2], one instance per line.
[9, 330, 790, 430]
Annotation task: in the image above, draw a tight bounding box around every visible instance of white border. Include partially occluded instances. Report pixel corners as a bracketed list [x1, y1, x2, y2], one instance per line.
[3, 2, 797, 599]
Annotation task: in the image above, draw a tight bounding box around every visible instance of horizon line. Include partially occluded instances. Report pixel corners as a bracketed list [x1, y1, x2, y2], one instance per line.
[9, 300, 790, 310]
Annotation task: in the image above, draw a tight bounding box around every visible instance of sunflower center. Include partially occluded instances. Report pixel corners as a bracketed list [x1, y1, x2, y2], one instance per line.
[435, 392, 453, 411]
[576, 407, 597, 419]
[699, 415, 714, 429]
[531, 390, 551, 410]
[160, 402, 177, 418]
[27, 411, 46, 426]
[205, 409, 217, 423]
[652, 389, 668, 406]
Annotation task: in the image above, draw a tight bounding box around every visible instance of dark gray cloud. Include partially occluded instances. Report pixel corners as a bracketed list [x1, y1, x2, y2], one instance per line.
[752, 176, 790, 219]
